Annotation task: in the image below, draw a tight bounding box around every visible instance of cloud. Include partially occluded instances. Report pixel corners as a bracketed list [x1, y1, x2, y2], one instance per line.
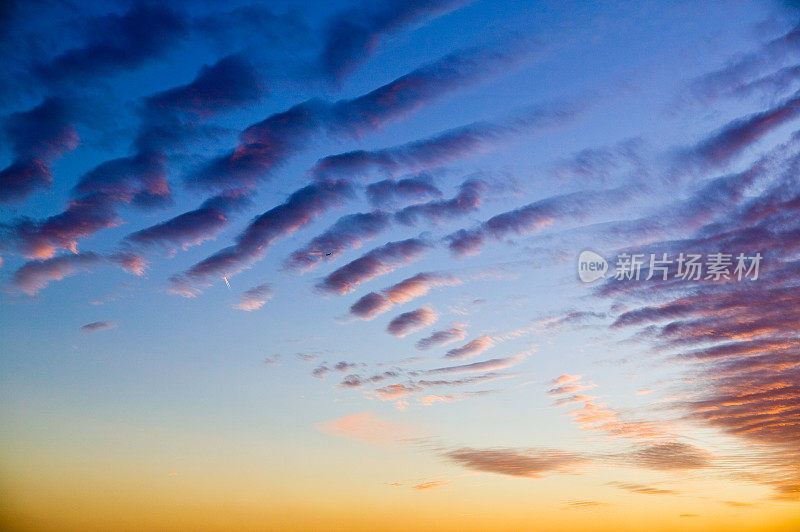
[429, 353, 527, 374]
[549, 376, 664, 440]
[394, 178, 485, 226]
[415, 372, 508, 388]
[684, 22, 800, 106]
[443, 447, 582, 477]
[80, 321, 117, 333]
[416, 326, 467, 350]
[173, 180, 352, 291]
[193, 4, 307, 52]
[317, 412, 420, 445]
[551, 374, 582, 386]
[567, 399, 663, 440]
[286, 211, 390, 271]
[309, 104, 578, 183]
[10, 151, 168, 259]
[446, 187, 632, 256]
[317, 238, 431, 295]
[607, 481, 678, 496]
[108, 252, 147, 276]
[338, 370, 401, 388]
[386, 306, 438, 337]
[189, 41, 529, 190]
[0, 97, 79, 203]
[548, 383, 596, 396]
[367, 175, 442, 207]
[8, 53, 269, 262]
[350, 272, 461, 319]
[564, 500, 609, 509]
[145, 54, 263, 117]
[686, 91, 800, 168]
[625, 442, 712, 471]
[372, 382, 419, 401]
[234, 284, 272, 311]
[34, 4, 187, 85]
[444, 335, 494, 360]
[125, 190, 251, 251]
[12, 252, 102, 295]
[320, 0, 467, 82]
[412, 479, 449, 490]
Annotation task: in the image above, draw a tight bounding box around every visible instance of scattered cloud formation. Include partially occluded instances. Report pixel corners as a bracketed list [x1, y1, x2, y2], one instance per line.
[80, 321, 117, 333]
[386, 306, 438, 337]
[318, 238, 430, 295]
[350, 272, 461, 319]
[446, 187, 632, 256]
[317, 412, 420, 445]
[286, 210, 390, 271]
[412, 479, 449, 490]
[444, 447, 582, 477]
[34, 4, 187, 85]
[607, 481, 678, 496]
[366, 175, 442, 207]
[429, 352, 527, 374]
[12, 252, 102, 295]
[320, 0, 467, 82]
[0, 97, 78, 203]
[234, 284, 272, 311]
[189, 41, 527, 190]
[172, 180, 352, 293]
[416, 325, 467, 350]
[444, 335, 494, 359]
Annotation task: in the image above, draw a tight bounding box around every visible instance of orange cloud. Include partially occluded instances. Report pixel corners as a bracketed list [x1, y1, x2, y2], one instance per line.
[316, 412, 420, 445]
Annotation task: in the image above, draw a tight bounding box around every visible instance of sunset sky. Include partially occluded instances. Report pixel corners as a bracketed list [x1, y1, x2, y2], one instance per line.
[1, 0, 800, 530]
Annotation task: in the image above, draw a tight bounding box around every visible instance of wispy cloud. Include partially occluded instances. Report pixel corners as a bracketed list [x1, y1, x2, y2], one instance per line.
[443, 447, 583, 477]
[317, 412, 421, 445]
[234, 284, 272, 311]
[80, 321, 117, 333]
[416, 325, 467, 350]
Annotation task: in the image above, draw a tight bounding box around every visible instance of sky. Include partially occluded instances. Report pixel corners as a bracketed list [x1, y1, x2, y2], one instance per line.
[1, 0, 800, 530]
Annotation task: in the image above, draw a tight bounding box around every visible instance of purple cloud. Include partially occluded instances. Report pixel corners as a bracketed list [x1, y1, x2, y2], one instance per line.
[189, 41, 527, 190]
[429, 353, 526, 374]
[34, 4, 187, 85]
[0, 98, 79, 203]
[234, 284, 272, 311]
[145, 54, 263, 117]
[416, 326, 467, 350]
[80, 321, 117, 333]
[286, 211, 391, 271]
[395, 178, 485, 225]
[317, 238, 431, 295]
[386, 306, 438, 337]
[366, 175, 442, 207]
[172, 180, 352, 292]
[12, 252, 102, 295]
[308, 103, 578, 184]
[125, 190, 251, 251]
[320, 0, 468, 82]
[444, 335, 494, 360]
[446, 187, 632, 256]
